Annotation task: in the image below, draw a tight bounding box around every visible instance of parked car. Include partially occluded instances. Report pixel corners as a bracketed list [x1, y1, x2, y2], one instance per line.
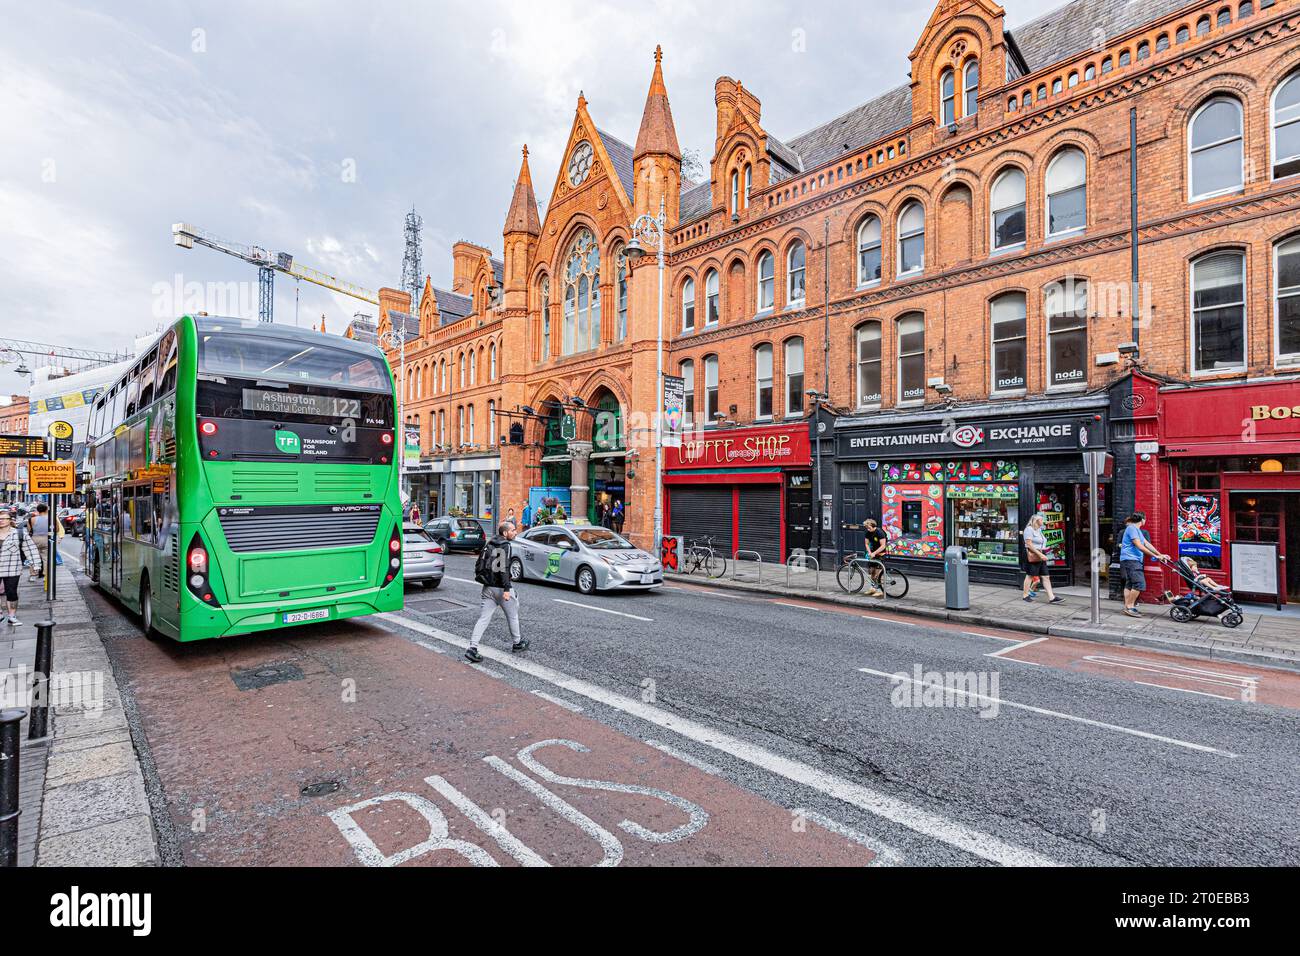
[422, 516, 486, 553]
[59, 507, 86, 537]
[509, 523, 662, 594]
[401, 523, 444, 588]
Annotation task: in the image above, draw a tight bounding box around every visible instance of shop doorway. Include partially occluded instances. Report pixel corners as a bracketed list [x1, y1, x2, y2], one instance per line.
[786, 472, 813, 556]
[1230, 493, 1300, 603]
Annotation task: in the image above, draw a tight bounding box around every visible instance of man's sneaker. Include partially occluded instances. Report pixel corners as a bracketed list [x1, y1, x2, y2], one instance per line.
[1122, 607, 1142, 618]
[1022, 596, 1034, 603]
[1049, 597, 1066, 605]
[867, 588, 884, 598]
[7, 616, 19, 625]
[511, 639, 530, 653]
[464, 647, 484, 663]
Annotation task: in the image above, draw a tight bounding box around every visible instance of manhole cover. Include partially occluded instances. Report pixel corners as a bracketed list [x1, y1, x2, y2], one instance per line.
[231, 661, 305, 691]
[408, 597, 469, 613]
[301, 780, 340, 798]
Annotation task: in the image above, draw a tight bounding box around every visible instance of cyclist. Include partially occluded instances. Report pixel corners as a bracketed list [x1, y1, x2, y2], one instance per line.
[861, 518, 887, 598]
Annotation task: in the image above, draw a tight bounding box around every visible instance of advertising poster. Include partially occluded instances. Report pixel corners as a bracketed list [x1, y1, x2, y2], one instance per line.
[1036, 489, 1068, 567]
[881, 482, 944, 558]
[1177, 492, 1221, 560]
[662, 374, 685, 448]
[404, 427, 420, 465]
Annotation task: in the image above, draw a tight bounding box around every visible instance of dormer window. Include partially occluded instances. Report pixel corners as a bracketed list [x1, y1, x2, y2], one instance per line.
[941, 68, 956, 125]
[963, 60, 979, 117]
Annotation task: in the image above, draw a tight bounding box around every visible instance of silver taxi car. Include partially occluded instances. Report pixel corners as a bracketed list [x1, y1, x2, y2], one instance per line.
[509, 523, 662, 594]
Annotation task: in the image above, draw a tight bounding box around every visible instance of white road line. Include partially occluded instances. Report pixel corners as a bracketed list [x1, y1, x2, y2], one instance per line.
[1134, 681, 1235, 702]
[446, 576, 480, 586]
[532, 689, 584, 713]
[866, 615, 916, 626]
[986, 636, 1049, 659]
[1082, 654, 1258, 692]
[963, 631, 1021, 643]
[644, 739, 723, 776]
[797, 808, 904, 867]
[380, 612, 1060, 866]
[413, 639, 445, 655]
[553, 599, 652, 622]
[858, 666, 1238, 758]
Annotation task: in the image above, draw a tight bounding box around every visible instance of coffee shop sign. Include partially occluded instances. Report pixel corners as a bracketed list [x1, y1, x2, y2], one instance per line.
[680, 433, 795, 465]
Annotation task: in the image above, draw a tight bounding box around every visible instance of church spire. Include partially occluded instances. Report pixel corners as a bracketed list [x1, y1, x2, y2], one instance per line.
[633, 45, 681, 161]
[504, 144, 540, 236]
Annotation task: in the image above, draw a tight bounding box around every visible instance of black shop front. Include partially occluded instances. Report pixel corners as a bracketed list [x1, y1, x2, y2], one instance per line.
[835, 400, 1110, 586]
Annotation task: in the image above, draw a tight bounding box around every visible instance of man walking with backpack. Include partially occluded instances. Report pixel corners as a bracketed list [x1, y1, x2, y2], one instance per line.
[465, 521, 529, 663]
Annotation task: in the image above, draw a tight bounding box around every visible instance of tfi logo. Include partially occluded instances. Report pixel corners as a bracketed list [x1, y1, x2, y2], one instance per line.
[274, 430, 301, 454]
[50, 886, 152, 936]
[951, 425, 984, 449]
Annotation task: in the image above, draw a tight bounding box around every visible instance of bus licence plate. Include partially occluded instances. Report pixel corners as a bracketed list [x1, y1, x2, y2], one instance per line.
[284, 608, 330, 624]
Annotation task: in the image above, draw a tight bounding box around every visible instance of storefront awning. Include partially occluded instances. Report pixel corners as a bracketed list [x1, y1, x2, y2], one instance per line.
[540, 454, 570, 463]
[590, 449, 628, 459]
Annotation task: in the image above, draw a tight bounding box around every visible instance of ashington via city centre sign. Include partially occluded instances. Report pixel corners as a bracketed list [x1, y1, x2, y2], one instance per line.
[665, 423, 811, 469]
[838, 413, 1105, 459]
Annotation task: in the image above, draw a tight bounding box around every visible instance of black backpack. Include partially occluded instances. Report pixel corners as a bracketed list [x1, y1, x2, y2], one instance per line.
[474, 541, 499, 586]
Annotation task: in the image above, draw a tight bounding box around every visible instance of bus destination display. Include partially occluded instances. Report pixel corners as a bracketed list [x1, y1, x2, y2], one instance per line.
[242, 389, 362, 419]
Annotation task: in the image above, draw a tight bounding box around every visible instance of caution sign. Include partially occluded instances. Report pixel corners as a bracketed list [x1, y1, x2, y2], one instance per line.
[27, 460, 76, 494]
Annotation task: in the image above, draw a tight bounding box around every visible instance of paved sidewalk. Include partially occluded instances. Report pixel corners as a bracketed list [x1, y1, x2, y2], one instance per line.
[669, 559, 1300, 671]
[1, 562, 159, 866]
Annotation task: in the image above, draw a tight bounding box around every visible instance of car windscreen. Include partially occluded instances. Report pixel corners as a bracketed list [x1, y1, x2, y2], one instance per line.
[456, 520, 482, 531]
[199, 332, 390, 390]
[575, 528, 634, 549]
[403, 527, 433, 541]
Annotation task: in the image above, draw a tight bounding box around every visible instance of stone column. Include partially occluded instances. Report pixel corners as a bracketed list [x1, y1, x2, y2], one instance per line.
[567, 440, 593, 524]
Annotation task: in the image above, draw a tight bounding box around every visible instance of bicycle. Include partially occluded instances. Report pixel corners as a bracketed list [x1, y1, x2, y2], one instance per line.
[836, 552, 909, 598]
[684, 536, 728, 579]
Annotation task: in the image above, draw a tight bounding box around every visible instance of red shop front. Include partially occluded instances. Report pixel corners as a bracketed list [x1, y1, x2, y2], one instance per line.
[1132, 372, 1300, 604]
[663, 423, 812, 563]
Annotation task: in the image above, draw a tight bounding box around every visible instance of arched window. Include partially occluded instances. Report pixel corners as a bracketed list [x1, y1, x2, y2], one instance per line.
[1046, 279, 1089, 388]
[704, 355, 720, 422]
[1046, 147, 1087, 237]
[856, 323, 882, 407]
[857, 216, 882, 286]
[1217, 6, 1231, 27]
[488, 400, 496, 442]
[704, 269, 719, 325]
[468, 404, 475, 445]
[1197, 15, 1211, 35]
[1272, 71, 1300, 179]
[540, 276, 550, 359]
[682, 276, 696, 332]
[1189, 96, 1244, 199]
[730, 170, 740, 215]
[898, 313, 925, 402]
[897, 202, 925, 276]
[680, 359, 695, 424]
[1192, 251, 1246, 372]
[940, 68, 956, 125]
[458, 351, 465, 387]
[757, 251, 775, 311]
[964, 60, 979, 117]
[991, 167, 1027, 250]
[440, 358, 447, 392]
[990, 292, 1028, 393]
[755, 344, 773, 418]
[1177, 25, 1190, 43]
[438, 409, 445, 448]
[1275, 236, 1300, 362]
[784, 337, 805, 416]
[470, 348, 477, 385]
[787, 241, 806, 305]
[562, 228, 600, 354]
[457, 405, 465, 447]
[489, 342, 497, 380]
[744, 164, 752, 208]
[615, 245, 629, 340]
[1240, 1, 1254, 16]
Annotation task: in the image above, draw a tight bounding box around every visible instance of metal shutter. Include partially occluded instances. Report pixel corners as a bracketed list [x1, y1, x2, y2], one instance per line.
[737, 485, 782, 562]
[667, 486, 734, 552]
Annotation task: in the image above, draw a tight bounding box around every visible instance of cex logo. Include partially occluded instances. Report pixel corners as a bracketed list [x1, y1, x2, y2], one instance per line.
[951, 425, 984, 448]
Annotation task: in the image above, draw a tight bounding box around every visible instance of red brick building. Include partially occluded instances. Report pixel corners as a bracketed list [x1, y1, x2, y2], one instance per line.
[0, 395, 30, 501]
[383, 0, 1300, 597]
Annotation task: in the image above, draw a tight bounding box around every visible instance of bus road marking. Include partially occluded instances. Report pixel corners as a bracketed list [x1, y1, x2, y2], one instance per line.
[381, 612, 1060, 866]
[532, 689, 584, 713]
[986, 636, 1049, 659]
[553, 599, 652, 622]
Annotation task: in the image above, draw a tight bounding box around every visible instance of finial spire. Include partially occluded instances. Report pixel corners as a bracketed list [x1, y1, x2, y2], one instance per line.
[634, 44, 681, 161]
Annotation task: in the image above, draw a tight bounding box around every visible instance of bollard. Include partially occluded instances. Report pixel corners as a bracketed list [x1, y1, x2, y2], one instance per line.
[28, 621, 55, 741]
[1, 708, 25, 867]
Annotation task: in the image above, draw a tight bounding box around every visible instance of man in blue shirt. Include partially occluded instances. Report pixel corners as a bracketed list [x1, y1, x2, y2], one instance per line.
[521, 503, 533, 529]
[1119, 512, 1169, 618]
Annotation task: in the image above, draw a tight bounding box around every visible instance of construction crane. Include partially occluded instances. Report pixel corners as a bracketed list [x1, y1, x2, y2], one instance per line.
[172, 222, 379, 324]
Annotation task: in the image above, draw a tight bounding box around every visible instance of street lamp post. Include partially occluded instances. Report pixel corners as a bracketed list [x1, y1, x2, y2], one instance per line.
[625, 197, 666, 556]
[379, 327, 408, 503]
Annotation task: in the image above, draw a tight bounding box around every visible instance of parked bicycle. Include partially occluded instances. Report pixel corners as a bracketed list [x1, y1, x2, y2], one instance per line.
[836, 552, 909, 598]
[684, 535, 728, 579]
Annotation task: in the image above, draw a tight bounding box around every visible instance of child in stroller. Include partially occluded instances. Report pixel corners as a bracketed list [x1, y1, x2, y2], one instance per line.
[1158, 556, 1245, 628]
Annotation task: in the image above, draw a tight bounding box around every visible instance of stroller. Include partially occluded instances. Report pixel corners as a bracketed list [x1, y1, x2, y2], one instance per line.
[1156, 556, 1244, 629]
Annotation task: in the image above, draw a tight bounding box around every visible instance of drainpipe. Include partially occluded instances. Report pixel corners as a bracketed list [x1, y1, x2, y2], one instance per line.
[1129, 106, 1140, 355]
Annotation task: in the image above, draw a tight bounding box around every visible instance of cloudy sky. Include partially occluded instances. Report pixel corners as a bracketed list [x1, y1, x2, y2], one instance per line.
[0, 0, 1065, 393]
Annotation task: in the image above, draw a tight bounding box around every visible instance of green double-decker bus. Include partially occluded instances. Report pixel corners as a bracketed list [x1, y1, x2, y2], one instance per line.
[86, 315, 404, 641]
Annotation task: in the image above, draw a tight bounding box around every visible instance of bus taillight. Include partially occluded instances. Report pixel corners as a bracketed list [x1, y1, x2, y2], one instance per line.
[383, 526, 401, 585]
[380, 432, 393, 445]
[189, 547, 208, 573]
[186, 534, 220, 606]
[199, 420, 218, 436]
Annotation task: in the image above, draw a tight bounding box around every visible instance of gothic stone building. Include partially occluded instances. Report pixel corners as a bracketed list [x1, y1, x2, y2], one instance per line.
[381, 0, 1300, 601]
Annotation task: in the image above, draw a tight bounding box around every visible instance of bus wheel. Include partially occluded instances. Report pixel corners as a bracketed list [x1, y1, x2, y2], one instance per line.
[139, 579, 159, 641]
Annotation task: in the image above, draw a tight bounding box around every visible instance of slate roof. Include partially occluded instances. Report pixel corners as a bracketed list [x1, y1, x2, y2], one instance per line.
[435, 289, 474, 326]
[491, 259, 504, 286]
[680, 181, 713, 223]
[387, 310, 419, 342]
[785, 84, 913, 173]
[597, 128, 636, 197]
[1008, 0, 1196, 78]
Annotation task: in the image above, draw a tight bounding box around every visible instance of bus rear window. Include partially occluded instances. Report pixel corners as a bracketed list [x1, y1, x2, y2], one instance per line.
[199, 333, 389, 390]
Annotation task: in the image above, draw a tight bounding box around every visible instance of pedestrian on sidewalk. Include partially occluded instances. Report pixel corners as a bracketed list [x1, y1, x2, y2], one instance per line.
[465, 521, 529, 663]
[611, 500, 624, 534]
[1021, 513, 1065, 605]
[506, 507, 517, 531]
[521, 502, 533, 529]
[28, 503, 60, 581]
[1120, 512, 1169, 618]
[862, 517, 887, 598]
[0, 510, 42, 625]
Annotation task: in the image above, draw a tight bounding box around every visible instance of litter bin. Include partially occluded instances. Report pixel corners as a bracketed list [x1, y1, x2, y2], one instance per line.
[944, 546, 969, 610]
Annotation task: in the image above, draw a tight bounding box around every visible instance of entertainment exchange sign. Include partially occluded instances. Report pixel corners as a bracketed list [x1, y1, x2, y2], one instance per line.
[837, 413, 1105, 459]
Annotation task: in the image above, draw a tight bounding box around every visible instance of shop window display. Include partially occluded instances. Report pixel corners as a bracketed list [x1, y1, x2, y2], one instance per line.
[881, 483, 944, 558]
[949, 483, 1020, 565]
[1035, 489, 1069, 566]
[883, 461, 944, 482]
